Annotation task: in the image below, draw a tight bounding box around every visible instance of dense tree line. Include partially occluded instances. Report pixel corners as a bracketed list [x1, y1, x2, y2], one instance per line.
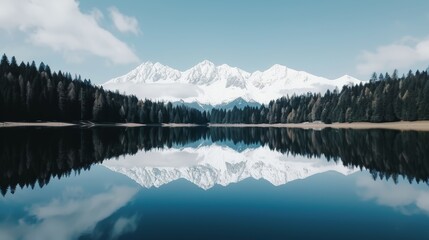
[2, 53, 429, 124]
[0, 127, 210, 195]
[0, 54, 208, 123]
[211, 69, 429, 123]
[208, 127, 429, 184]
[2, 126, 428, 195]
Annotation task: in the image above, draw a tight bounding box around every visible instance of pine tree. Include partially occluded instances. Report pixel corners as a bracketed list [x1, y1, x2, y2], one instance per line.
[26, 81, 32, 119]
[371, 82, 385, 122]
[0, 54, 9, 73]
[370, 72, 377, 82]
[57, 81, 66, 120]
[392, 69, 398, 80]
[92, 89, 106, 122]
[79, 88, 87, 120]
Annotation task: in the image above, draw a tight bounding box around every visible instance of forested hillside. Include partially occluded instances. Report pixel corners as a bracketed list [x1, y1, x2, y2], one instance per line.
[211, 69, 429, 123]
[0, 54, 208, 123]
[1, 54, 428, 124]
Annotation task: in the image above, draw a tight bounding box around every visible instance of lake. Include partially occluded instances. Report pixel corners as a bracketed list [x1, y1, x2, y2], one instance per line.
[1, 127, 429, 240]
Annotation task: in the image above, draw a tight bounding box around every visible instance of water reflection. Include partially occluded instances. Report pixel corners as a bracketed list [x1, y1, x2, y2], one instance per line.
[1, 127, 429, 239]
[0, 186, 137, 240]
[357, 176, 429, 216]
[104, 145, 356, 189]
[1, 127, 429, 195]
[0, 166, 139, 240]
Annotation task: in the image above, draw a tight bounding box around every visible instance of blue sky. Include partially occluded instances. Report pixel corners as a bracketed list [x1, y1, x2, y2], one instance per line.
[1, 0, 429, 83]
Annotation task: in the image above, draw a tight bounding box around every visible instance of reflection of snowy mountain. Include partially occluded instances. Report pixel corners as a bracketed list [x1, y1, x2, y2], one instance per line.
[103, 145, 357, 190]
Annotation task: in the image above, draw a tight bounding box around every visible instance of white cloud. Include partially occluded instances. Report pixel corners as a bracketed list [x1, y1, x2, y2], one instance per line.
[0, 0, 139, 64]
[103, 82, 200, 101]
[90, 8, 104, 22]
[357, 36, 429, 74]
[109, 7, 140, 35]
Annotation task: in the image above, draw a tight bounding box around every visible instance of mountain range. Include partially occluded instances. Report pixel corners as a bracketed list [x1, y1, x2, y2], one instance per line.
[102, 60, 363, 108]
[103, 144, 357, 190]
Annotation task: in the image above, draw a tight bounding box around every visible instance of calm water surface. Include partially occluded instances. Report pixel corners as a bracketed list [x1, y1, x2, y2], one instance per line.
[1, 127, 429, 239]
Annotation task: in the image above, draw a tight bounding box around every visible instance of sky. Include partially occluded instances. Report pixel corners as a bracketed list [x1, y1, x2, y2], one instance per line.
[1, 0, 429, 84]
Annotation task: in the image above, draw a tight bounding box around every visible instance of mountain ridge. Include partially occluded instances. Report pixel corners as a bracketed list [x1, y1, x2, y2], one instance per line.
[103, 144, 358, 190]
[172, 97, 262, 111]
[103, 60, 363, 105]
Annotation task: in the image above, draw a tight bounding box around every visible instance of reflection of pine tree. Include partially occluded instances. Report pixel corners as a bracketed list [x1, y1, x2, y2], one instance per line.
[2, 127, 429, 196]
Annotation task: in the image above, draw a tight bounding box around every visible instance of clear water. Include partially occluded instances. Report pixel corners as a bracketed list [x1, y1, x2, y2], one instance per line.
[1, 127, 429, 240]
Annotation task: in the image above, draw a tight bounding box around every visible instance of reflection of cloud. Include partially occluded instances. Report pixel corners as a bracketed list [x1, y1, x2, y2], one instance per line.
[107, 148, 201, 168]
[111, 215, 139, 239]
[356, 176, 429, 215]
[0, 186, 138, 240]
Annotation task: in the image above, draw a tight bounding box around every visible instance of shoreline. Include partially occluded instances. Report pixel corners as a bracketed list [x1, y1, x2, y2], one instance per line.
[2, 121, 429, 131]
[0, 122, 77, 127]
[209, 121, 429, 131]
[0, 122, 206, 128]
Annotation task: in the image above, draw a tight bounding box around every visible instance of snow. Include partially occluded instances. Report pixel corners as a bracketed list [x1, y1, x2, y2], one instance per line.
[103, 60, 364, 105]
[103, 144, 357, 190]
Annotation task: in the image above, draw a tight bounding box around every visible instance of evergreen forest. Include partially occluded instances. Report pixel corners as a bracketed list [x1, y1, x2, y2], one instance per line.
[0, 54, 208, 123]
[1, 54, 429, 124]
[1, 127, 428, 195]
[211, 70, 429, 124]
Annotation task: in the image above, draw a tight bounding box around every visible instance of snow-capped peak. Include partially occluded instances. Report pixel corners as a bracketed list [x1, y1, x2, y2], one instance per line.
[196, 59, 215, 67]
[102, 60, 364, 105]
[103, 144, 358, 190]
[268, 64, 288, 72]
[183, 60, 218, 85]
[105, 61, 181, 84]
[333, 75, 362, 87]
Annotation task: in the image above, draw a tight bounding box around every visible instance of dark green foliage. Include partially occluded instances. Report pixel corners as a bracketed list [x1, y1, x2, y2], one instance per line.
[0, 127, 210, 195]
[0, 54, 208, 124]
[212, 69, 429, 124]
[2, 54, 428, 124]
[2, 127, 429, 195]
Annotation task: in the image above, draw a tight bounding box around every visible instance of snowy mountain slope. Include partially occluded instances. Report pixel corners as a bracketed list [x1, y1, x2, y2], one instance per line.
[103, 144, 357, 190]
[103, 60, 363, 105]
[172, 97, 261, 112]
[215, 97, 261, 110]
